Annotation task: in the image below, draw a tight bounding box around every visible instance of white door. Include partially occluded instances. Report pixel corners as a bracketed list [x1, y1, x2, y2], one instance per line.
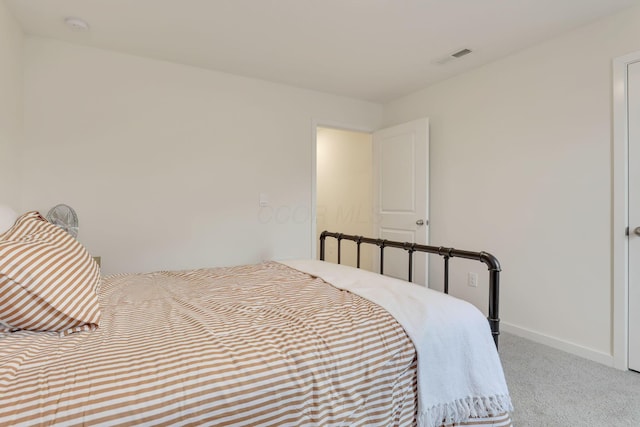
[629, 60, 640, 372]
[373, 118, 429, 285]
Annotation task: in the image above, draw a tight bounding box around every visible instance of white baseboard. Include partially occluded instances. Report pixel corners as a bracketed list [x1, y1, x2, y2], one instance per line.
[500, 322, 614, 367]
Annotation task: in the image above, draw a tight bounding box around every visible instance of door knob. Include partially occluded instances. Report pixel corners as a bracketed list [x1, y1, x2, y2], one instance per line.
[416, 219, 425, 226]
[634, 226, 640, 236]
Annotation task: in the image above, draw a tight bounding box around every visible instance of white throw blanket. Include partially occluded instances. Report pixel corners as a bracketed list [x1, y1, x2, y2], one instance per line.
[281, 260, 512, 427]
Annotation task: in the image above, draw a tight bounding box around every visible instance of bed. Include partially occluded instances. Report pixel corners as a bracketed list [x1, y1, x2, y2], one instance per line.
[0, 212, 512, 426]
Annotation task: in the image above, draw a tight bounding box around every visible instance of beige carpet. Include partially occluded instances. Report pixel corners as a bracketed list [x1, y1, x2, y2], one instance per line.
[499, 332, 640, 426]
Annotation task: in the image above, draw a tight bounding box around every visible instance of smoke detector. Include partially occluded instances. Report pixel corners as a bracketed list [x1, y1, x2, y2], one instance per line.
[434, 48, 473, 65]
[64, 17, 90, 31]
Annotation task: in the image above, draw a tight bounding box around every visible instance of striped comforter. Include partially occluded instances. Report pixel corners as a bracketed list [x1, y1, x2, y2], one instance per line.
[0, 261, 510, 426]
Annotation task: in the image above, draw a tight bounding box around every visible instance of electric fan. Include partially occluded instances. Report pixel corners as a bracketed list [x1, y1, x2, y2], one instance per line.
[46, 204, 79, 238]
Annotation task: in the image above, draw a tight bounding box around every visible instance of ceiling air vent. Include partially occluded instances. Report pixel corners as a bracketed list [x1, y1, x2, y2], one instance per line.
[451, 48, 472, 58]
[434, 48, 473, 65]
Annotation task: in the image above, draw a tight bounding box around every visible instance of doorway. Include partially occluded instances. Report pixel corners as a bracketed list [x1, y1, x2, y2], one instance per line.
[316, 127, 374, 271]
[313, 118, 430, 284]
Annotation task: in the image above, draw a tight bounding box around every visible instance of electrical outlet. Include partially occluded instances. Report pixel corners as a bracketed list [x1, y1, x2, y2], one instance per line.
[259, 192, 269, 207]
[468, 272, 478, 287]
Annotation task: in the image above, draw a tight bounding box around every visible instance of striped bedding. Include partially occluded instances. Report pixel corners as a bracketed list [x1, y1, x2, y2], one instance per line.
[0, 261, 511, 426]
[0, 211, 101, 335]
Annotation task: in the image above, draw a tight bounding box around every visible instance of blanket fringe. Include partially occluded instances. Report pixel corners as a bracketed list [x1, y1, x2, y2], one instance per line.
[418, 394, 513, 427]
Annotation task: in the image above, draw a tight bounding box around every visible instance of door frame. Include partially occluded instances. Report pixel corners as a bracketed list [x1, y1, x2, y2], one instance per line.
[613, 50, 640, 370]
[311, 119, 375, 260]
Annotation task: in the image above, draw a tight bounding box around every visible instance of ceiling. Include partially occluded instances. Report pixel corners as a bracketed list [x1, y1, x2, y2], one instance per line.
[5, 0, 638, 103]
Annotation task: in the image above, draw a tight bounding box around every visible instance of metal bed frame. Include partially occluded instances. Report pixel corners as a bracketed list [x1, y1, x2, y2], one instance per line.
[319, 230, 502, 348]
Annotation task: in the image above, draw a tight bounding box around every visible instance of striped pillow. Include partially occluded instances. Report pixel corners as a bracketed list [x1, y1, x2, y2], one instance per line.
[0, 211, 101, 335]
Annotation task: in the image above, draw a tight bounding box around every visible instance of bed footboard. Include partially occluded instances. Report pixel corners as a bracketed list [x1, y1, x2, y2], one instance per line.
[319, 230, 502, 349]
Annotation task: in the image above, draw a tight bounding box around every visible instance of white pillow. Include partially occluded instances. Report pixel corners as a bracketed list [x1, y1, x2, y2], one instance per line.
[0, 205, 18, 234]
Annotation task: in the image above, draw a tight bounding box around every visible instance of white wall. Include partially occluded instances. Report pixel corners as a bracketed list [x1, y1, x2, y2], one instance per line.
[21, 37, 382, 274]
[0, 2, 23, 208]
[316, 127, 374, 270]
[383, 5, 640, 364]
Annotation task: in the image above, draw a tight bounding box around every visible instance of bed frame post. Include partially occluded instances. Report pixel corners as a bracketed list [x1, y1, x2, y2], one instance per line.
[478, 252, 501, 348]
[488, 268, 501, 348]
[319, 231, 327, 261]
